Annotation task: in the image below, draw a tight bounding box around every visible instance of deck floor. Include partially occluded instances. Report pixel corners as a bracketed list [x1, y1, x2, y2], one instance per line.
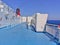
[0, 23, 56, 45]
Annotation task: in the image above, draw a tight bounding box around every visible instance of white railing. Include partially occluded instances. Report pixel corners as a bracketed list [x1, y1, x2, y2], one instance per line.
[0, 16, 20, 29]
[46, 24, 60, 43]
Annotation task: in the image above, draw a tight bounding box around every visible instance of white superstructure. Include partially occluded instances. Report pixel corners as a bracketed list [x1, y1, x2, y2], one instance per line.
[31, 13, 48, 32]
[0, 0, 20, 28]
[0, 0, 48, 32]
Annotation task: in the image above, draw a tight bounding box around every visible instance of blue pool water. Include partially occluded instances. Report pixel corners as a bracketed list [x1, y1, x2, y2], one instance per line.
[0, 23, 56, 45]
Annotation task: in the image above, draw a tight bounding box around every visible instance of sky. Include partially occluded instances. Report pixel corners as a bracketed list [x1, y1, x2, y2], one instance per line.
[2, 0, 60, 20]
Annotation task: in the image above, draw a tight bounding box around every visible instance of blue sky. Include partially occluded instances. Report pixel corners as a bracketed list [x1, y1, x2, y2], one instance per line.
[2, 0, 60, 20]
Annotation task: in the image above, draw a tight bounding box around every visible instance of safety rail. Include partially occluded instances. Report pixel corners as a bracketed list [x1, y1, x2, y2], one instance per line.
[46, 24, 60, 44]
[0, 16, 20, 29]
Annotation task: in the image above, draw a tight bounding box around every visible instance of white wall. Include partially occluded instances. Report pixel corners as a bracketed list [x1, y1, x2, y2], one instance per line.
[27, 16, 32, 23]
[21, 17, 26, 23]
[27, 16, 32, 25]
[36, 13, 48, 32]
[31, 13, 48, 32]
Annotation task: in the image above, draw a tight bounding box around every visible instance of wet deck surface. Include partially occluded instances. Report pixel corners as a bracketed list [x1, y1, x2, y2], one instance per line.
[0, 23, 56, 45]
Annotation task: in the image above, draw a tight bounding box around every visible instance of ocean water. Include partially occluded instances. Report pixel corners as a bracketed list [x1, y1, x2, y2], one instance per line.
[47, 20, 60, 25]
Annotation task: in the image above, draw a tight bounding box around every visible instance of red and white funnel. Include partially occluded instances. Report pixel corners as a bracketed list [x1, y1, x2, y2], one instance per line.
[16, 8, 21, 17]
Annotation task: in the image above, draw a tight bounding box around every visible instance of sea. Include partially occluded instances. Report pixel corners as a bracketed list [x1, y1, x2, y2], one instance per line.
[47, 20, 60, 25]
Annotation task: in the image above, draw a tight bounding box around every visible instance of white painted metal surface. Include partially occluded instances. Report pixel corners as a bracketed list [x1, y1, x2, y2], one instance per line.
[36, 13, 48, 32]
[0, 1, 20, 28]
[46, 25, 58, 37]
[21, 17, 26, 23]
[27, 16, 32, 26]
[46, 24, 60, 42]
[31, 13, 48, 32]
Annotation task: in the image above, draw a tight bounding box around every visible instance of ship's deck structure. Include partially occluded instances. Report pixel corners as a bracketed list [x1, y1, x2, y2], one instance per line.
[0, 0, 20, 28]
[0, 0, 60, 45]
[0, 23, 56, 45]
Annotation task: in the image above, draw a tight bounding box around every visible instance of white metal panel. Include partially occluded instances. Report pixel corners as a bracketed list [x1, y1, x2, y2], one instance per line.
[27, 16, 32, 23]
[21, 17, 26, 22]
[46, 25, 55, 36]
[46, 25, 59, 38]
[36, 13, 48, 32]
